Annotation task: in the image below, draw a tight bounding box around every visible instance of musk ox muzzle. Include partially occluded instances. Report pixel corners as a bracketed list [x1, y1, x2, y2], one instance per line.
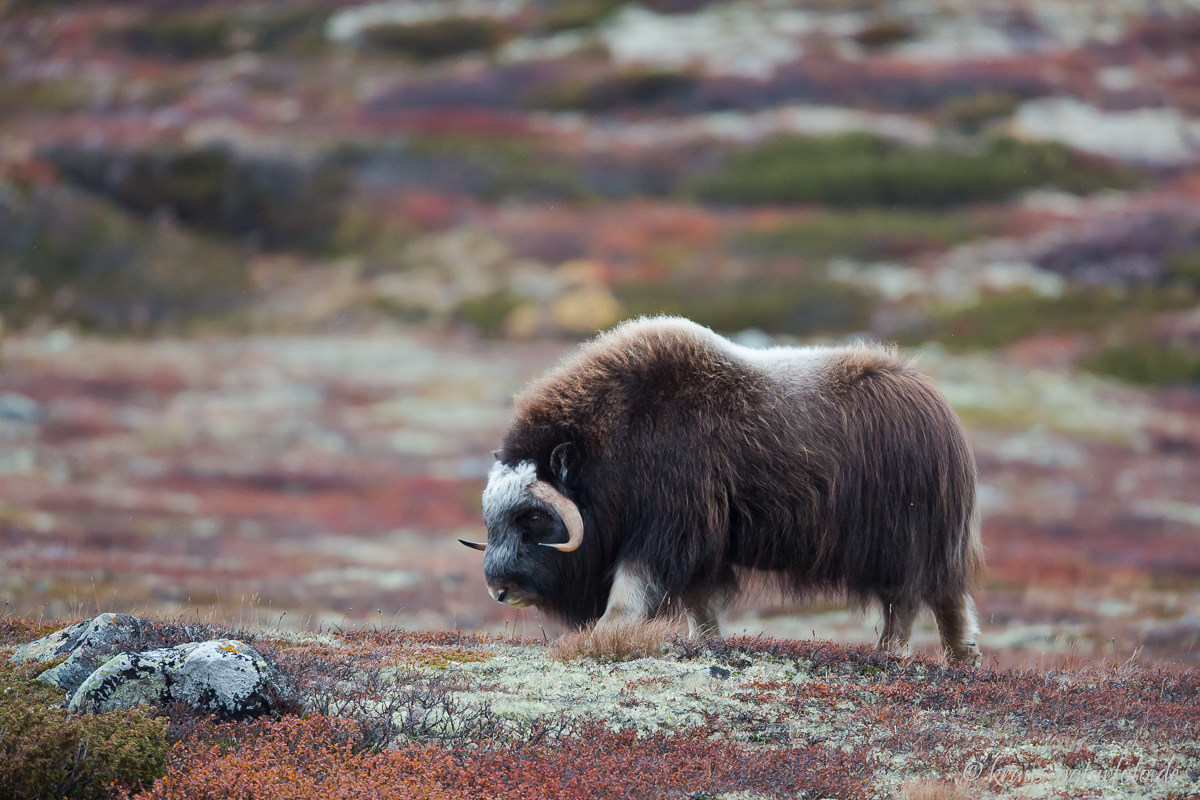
[461, 457, 585, 608]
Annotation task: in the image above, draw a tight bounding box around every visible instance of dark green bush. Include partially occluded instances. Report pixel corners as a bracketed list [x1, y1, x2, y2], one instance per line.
[853, 18, 916, 49]
[0, 183, 253, 331]
[47, 145, 350, 253]
[537, 0, 623, 32]
[525, 67, 698, 112]
[1167, 249, 1200, 285]
[1084, 342, 1200, 386]
[249, 6, 331, 54]
[910, 287, 1196, 350]
[112, 7, 329, 59]
[360, 18, 511, 61]
[942, 91, 1022, 133]
[616, 279, 875, 335]
[119, 16, 232, 59]
[733, 209, 988, 261]
[405, 135, 585, 201]
[455, 291, 521, 336]
[0, 660, 168, 799]
[690, 134, 1141, 208]
[0, 79, 90, 117]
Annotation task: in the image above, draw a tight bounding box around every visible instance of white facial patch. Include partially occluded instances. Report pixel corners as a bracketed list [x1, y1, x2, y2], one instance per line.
[482, 459, 539, 530]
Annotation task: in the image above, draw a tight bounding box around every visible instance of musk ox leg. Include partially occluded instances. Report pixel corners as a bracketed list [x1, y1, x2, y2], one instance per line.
[685, 609, 720, 640]
[597, 563, 656, 627]
[876, 596, 919, 656]
[931, 592, 982, 666]
[683, 588, 730, 640]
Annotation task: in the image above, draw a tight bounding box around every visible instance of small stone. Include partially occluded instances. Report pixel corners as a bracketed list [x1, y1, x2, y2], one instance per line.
[10, 612, 145, 696]
[0, 392, 44, 423]
[709, 665, 731, 680]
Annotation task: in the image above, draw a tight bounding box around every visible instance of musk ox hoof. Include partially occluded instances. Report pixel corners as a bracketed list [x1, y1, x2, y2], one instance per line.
[948, 641, 983, 667]
[9, 612, 145, 696]
[68, 639, 288, 720]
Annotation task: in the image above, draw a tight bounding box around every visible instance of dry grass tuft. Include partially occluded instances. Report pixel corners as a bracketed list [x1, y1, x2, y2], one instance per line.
[897, 778, 971, 800]
[549, 617, 678, 662]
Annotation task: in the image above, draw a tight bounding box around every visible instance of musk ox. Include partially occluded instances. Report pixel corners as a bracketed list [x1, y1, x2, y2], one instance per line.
[461, 316, 984, 664]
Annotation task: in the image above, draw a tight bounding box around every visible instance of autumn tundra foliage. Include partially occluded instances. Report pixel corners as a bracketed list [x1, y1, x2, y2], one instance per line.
[3, 615, 1198, 800]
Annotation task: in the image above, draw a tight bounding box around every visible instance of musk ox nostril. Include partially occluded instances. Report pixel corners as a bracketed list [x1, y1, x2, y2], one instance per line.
[495, 588, 508, 603]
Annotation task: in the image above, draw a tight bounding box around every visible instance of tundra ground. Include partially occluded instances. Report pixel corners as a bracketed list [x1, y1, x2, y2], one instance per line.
[2, 616, 1196, 800]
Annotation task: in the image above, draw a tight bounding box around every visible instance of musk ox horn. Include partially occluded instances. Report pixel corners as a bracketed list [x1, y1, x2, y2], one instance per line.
[458, 539, 487, 551]
[529, 481, 584, 552]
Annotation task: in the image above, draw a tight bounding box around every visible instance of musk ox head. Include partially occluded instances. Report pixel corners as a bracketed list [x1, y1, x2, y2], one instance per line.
[460, 444, 583, 609]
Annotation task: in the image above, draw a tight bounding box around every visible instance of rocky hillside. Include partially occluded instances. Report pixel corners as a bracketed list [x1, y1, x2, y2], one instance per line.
[2, 615, 1197, 799]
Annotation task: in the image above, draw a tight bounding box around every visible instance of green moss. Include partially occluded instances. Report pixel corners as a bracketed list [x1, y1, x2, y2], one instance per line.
[249, 6, 331, 55]
[732, 210, 989, 261]
[401, 647, 495, 669]
[406, 135, 585, 201]
[690, 134, 1141, 208]
[0, 660, 168, 799]
[1084, 342, 1200, 386]
[1166, 249, 1200, 285]
[616, 279, 875, 336]
[118, 15, 233, 59]
[455, 291, 521, 336]
[360, 18, 511, 61]
[942, 91, 1022, 133]
[909, 287, 1196, 350]
[0, 79, 90, 117]
[368, 295, 431, 324]
[538, 0, 623, 32]
[525, 67, 698, 112]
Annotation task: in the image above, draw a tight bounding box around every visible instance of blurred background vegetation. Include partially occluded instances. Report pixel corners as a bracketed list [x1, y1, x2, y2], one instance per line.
[1, 0, 1197, 387]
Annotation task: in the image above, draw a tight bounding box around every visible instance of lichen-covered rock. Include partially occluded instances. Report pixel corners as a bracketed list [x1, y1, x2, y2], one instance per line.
[69, 639, 288, 720]
[68, 643, 194, 714]
[9, 612, 144, 695]
[175, 640, 288, 719]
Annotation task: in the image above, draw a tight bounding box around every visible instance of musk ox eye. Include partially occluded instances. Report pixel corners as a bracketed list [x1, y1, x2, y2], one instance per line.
[528, 513, 541, 523]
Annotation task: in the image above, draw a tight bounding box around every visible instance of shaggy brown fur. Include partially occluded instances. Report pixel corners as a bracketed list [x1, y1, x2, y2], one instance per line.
[490, 317, 984, 663]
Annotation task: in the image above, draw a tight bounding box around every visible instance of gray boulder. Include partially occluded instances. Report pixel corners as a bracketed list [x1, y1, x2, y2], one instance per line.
[9, 612, 144, 695]
[69, 639, 289, 720]
[0, 392, 44, 423]
[68, 644, 189, 713]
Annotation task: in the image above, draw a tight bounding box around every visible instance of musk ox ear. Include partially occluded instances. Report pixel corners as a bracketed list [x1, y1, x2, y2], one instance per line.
[550, 442, 574, 485]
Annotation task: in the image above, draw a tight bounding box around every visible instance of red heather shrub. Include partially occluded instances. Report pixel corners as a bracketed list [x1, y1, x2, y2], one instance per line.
[0, 616, 76, 646]
[128, 715, 870, 800]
